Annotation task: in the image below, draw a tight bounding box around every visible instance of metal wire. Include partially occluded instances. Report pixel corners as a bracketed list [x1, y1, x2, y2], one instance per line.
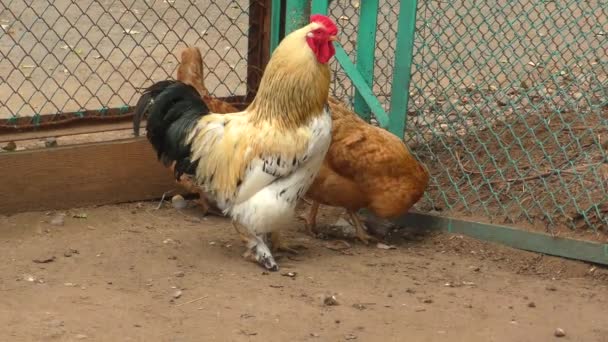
[0, 0, 250, 123]
[327, 0, 607, 232]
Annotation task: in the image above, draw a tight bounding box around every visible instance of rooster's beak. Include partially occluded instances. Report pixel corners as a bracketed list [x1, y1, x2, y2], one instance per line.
[329, 36, 337, 41]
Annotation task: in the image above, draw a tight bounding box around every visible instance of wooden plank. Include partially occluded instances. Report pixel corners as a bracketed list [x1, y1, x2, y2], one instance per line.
[0, 121, 137, 143]
[0, 138, 178, 214]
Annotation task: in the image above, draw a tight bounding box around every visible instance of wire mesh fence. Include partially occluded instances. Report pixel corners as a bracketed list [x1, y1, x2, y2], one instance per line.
[410, 0, 607, 234]
[2, 0, 606, 234]
[0, 0, 251, 125]
[328, 0, 607, 234]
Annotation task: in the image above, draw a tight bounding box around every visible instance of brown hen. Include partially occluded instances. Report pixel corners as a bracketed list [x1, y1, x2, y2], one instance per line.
[302, 97, 430, 243]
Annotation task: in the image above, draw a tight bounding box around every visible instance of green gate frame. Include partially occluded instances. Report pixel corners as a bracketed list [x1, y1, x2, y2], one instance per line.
[268, 0, 608, 266]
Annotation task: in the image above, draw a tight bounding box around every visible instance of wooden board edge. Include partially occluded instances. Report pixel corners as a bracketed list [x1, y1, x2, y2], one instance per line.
[0, 138, 181, 215]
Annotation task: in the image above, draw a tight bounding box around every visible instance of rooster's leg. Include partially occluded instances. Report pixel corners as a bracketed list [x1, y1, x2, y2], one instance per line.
[195, 192, 224, 217]
[299, 201, 320, 237]
[269, 230, 306, 255]
[232, 222, 278, 271]
[346, 211, 377, 245]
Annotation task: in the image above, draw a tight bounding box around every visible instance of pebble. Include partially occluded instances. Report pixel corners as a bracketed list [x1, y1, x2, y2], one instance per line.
[554, 328, 566, 337]
[323, 295, 339, 306]
[2, 141, 16, 151]
[64, 249, 79, 257]
[352, 303, 366, 310]
[528, 302, 536, 308]
[173, 290, 183, 299]
[174, 271, 185, 278]
[50, 214, 65, 226]
[44, 137, 58, 148]
[75, 334, 88, 339]
[546, 285, 557, 291]
[48, 319, 64, 328]
[171, 195, 187, 209]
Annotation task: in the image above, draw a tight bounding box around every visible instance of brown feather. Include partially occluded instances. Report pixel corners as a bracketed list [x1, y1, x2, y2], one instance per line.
[306, 97, 430, 218]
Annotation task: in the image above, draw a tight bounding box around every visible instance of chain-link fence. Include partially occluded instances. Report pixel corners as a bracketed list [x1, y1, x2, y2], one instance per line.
[328, 0, 607, 235]
[0, 0, 254, 127]
[2, 0, 606, 234]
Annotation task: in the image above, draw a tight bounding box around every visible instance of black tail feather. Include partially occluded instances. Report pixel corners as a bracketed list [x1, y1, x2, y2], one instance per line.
[132, 80, 210, 179]
[133, 80, 177, 137]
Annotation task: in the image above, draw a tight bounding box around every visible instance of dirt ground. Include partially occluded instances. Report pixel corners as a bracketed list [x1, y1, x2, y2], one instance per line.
[1, 201, 607, 342]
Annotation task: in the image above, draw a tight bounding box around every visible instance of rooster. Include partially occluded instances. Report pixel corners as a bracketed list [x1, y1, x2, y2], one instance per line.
[133, 15, 338, 271]
[173, 46, 429, 245]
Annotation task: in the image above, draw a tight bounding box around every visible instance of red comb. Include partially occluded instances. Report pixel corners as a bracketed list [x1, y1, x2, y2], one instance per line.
[310, 14, 338, 35]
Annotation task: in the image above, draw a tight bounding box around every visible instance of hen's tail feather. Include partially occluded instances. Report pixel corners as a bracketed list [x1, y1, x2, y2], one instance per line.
[132, 80, 210, 179]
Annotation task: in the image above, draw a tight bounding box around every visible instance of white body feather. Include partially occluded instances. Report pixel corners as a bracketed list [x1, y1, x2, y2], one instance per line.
[230, 109, 332, 234]
[189, 106, 332, 236]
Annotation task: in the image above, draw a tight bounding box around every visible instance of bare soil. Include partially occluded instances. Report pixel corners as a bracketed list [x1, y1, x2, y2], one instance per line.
[1, 202, 607, 342]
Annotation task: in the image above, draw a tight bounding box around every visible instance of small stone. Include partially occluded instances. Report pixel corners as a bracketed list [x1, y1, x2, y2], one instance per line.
[75, 334, 88, 339]
[171, 195, 187, 209]
[174, 271, 185, 278]
[528, 302, 536, 308]
[323, 295, 339, 306]
[423, 299, 433, 304]
[554, 328, 566, 337]
[173, 290, 182, 299]
[546, 285, 557, 291]
[50, 214, 65, 226]
[63, 249, 78, 257]
[2, 141, 16, 151]
[168, 256, 177, 260]
[44, 137, 58, 148]
[48, 319, 64, 328]
[352, 303, 366, 310]
[33, 256, 56, 263]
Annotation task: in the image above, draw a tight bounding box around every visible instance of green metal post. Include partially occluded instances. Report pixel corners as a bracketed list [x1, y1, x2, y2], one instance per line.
[388, 0, 418, 138]
[284, 0, 309, 35]
[334, 43, 389, 128]
[311, 0, 328, 15]
[353, 0, 379, 121]
[269, 0, 282, 54]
